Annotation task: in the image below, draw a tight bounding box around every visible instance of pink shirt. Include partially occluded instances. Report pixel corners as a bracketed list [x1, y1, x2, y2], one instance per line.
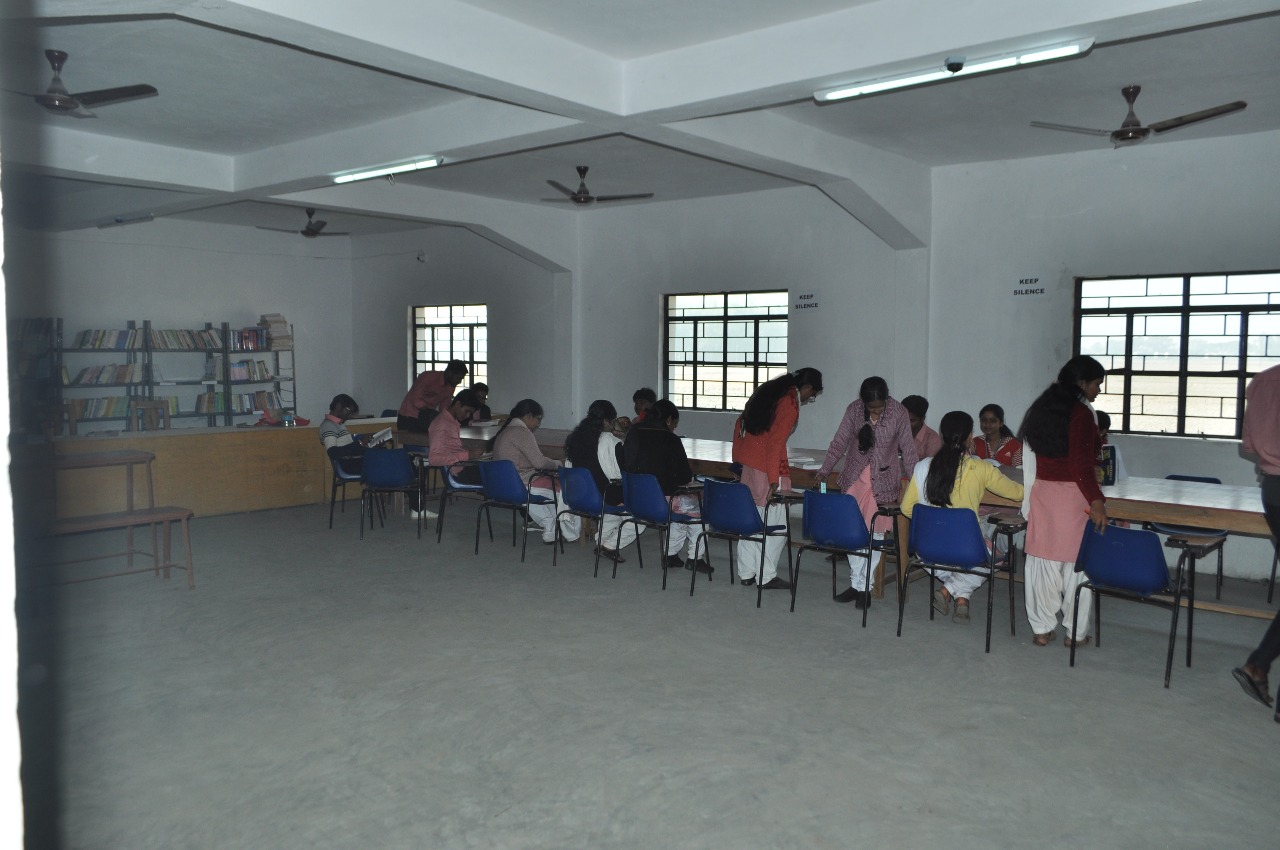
[1243, 365, 1280, 475]
[427, 408, 468, 468]
[817, 397, 918, 504]
[397, 371, 454, 418]
[914, 423, 942, 459]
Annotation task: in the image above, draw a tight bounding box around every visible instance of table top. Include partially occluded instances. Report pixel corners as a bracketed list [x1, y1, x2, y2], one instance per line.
[53, 449, 156, 469]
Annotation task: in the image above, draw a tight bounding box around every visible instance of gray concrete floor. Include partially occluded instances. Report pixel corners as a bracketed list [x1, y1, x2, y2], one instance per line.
[16, 500, 1280, 850]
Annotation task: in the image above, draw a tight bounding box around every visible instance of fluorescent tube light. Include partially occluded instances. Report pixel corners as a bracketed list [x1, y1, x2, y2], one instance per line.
[333, 157, 442, 184]
[814, 38, 1093, 102]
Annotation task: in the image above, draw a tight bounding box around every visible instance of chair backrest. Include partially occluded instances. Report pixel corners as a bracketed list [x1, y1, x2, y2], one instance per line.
[909, 505, 989, 568]
[560, 465, 603, 514]
[479, 459, 528, 504]
[1076, 523, 1170, 595]
[1166, 474, 1222, 485]
[701, 479, 764, 536]
[327, 450, 362, 481]
[802, 490, 870, 551]
[361, 448, 415, 488]
[622, 471, 670, 524]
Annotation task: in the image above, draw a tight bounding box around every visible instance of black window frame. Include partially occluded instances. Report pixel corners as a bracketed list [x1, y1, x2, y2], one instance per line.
[411, 304, 488, 386]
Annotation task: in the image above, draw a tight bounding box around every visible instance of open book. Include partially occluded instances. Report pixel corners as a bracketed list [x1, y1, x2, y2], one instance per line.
[366, 427, 393, 448]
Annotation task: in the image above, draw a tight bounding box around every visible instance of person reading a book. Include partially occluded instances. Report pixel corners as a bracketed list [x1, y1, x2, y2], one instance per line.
[428, 389, 484, 487]
[397, 360, 468, 433]
[320, 394, 367, 474]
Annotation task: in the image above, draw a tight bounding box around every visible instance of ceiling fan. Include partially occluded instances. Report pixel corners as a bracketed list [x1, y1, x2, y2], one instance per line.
[542, 165, 654, 205]
[256, 208, 350, 238]
[1031, 85, 1246, 147]
[25, 49, 158, 118]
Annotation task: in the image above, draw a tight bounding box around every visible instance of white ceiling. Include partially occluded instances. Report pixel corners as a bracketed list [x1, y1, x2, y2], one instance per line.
[1, 0, 1278, 240]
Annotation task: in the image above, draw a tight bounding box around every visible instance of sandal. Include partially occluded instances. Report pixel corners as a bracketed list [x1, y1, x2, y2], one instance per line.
[1032, 632, 1056, 647]
[593, 545, 625, 564]
[932, 586, 951, 616]
[1063, 635, 1093, 648]
[1232, 667, 1274, 708]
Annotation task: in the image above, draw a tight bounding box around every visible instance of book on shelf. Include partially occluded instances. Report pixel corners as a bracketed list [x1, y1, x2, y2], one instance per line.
[259, 313, 292, 349]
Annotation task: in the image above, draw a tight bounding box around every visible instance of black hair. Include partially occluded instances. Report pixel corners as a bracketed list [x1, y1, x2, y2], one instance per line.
[901, 395, 929, 419]
[329, 393, 358, 414]
[925, 411, 973, 508]
[649, 399, 679, 426]
[1096, 410, 1111, 433]
[471, 382, 489, 394]
[565, 399, 618, 465]
[452, 388, 482, 410]
[493, 398, 544, 441]
[1020, 356, 1106, 458]
[856, 376, 890, 453]
[979, 403, 1014, 439]
[741, 367, 823, 434]
[632, 387, 658, 404]
[444, 360, 469, 376]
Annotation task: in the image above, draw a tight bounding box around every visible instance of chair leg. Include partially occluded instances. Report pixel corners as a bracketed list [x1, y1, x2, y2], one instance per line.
[1269, 545, 1278, 605]
[756, 538, 766, 608]
[861, 550, 872, 629]
[1215, 544, 1224, 600]
[519, 508, 530, 563]
[1184, 553, 1195, 669]
[1166, 574, 1184, 689]
[329, 479, 339, 528]
[690, 531, 709, 596]
[1070, 584, 1085, 668]
[896, 559, 908, 638]
[984, 562, 995, 654]
[474, 504, 485, 554]
[436, 488, 449, 543]
[359, 492, 367, 540]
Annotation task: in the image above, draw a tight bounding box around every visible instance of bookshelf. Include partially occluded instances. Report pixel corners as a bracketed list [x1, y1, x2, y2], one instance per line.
[16, 315, 298, 435]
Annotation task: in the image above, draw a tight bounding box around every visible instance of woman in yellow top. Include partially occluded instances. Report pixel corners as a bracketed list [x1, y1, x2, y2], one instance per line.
[901, 410, 1024, 624]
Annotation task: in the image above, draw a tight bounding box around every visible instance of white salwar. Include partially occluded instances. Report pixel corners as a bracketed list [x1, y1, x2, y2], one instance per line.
[528, 486, 580, 544]
[595, 430, 643, 552]
[736, 502, 789, 583]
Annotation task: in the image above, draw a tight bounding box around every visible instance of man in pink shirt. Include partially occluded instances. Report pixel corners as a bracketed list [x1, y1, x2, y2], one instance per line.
[397, 359, 468, 433]
[428, 388, 483, 486]
[1233, 364, 1280, 722]
[902, 395, 942, 460]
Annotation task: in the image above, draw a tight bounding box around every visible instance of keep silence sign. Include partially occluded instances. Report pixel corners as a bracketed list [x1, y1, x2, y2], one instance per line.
[1014, 276, 1047, 298]
[793, 292, 819, 311]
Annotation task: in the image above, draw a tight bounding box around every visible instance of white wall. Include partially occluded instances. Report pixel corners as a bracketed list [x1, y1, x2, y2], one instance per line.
[575, 185, 928, 451]
[5, 219, 353, 429]
[930, 129, 1280, 578]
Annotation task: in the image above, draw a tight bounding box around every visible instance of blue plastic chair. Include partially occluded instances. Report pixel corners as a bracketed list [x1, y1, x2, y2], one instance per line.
[693, 479, 795, 611]
[556, 465, 631, 577]
[1070, 522, 1194, 687]
[359, 448, 420, 539]
[327, 451, 362, 529]
[796, 490, 874, 627]
[620, 471, 703, 590]
[475, 460, 555, 562]
[1152, 473, 1228, 601]
[434, 463, 484, 543]
[899, 505, 1005, 652]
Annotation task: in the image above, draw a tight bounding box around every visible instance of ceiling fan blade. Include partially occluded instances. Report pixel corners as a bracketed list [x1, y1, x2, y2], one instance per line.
[256, 226, 304, 233]
[1029, 121, 1111, 137]
[546, 180, 577, 198]
[594, 193, 655, 202]
[310, 220, 329, 233]
[73, 84, 157, 108]
[540, 198, 576, 203]
[1149, 100, 1247, 134]
[310, 232, 350, 237]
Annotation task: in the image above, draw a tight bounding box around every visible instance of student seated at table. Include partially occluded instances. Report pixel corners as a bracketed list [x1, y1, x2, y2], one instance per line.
[428, 389, 484, 494]
[466, 382, 493, 423]
[398, 359, 468, 434]
[901, 394, 942, 460]
[901, 410, 1024, 624]
[319, 394, 367, 474]
[972, 403, 1023, 469]
[565, 399, 642, 562]
[492, 398, 580, 545]
[631, 387, 657, 424]
[621, 399, 710, 574]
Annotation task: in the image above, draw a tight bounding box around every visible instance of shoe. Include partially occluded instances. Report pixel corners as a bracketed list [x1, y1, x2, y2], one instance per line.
[853, 592, 869, 611]
[952, 601, 970, 624]
[741, 577, 757, 587]
[834, 587, 858, 604]
[1033, 632, 1056, 647]
[1063, 635, 1092, 648]
[665, 555, 685, 571]
[761, 577, 793, 590]
[1232, 666, 1274, 708]
[593, 546, 625, 563]
[932, 586, 950, 616]
[688, 559, 714, 575]
[411, 508, 438, 520]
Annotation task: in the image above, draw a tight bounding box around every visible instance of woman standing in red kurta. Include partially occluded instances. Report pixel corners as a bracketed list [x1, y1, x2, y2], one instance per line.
[732, 367, 824, 589]
[1020, 356, 1108, 647]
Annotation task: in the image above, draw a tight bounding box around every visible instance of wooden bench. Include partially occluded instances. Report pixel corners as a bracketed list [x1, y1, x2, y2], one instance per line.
[46, 505, 196, 588]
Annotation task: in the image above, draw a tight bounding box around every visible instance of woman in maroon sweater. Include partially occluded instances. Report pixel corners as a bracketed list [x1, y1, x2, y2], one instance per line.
[1020, 356, 1108, 647]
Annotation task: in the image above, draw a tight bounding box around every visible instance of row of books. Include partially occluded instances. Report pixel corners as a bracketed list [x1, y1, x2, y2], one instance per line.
[150, 328, 224, 350]
[259, 313, 292, 350]
[194, 390, 282, 414]
[64, 363, 146, 386]
[67, 396, 179, 419]
[228, 359, 274, 382]
[71, 329, 144, 349]
[230, 327, 271, 352]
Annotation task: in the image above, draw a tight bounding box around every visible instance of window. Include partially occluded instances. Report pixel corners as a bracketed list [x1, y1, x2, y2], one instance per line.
[1076, 272, 1280, 437]
[665, 291, 788, 411]
[412, 304, 487, 385]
